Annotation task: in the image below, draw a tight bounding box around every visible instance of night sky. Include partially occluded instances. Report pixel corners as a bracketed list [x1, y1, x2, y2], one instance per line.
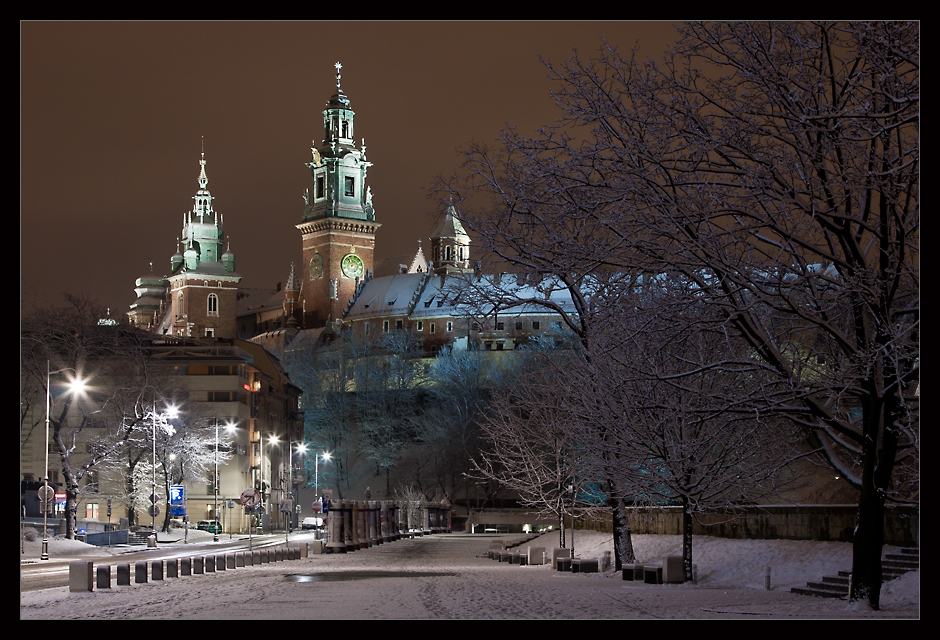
[21, 22, 681, 319]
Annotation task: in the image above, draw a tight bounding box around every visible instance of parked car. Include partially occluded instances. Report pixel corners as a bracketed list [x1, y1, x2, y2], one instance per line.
[301, 517, 324, 530]
[196, 520, 222, 533]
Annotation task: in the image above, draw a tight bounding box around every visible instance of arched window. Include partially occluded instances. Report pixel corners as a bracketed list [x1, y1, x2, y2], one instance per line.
[207, 293, 219, 317]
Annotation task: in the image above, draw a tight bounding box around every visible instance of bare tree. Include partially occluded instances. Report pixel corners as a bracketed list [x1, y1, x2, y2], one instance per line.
[439, 22, 918, 608]
[571, 287, 807, 581]
[20, 295, 158, 538]
[470, 340, 601, 550]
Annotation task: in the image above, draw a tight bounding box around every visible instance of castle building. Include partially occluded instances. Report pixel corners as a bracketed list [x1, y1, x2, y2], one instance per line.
[130, 62, 575, 356]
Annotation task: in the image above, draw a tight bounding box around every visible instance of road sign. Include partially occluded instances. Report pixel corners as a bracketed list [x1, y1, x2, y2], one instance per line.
[240, 487, 261, 508]
[280, 499, 293, 514]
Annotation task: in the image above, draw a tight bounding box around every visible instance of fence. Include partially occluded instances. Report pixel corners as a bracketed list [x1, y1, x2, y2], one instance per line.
[578, 504, 918, 546]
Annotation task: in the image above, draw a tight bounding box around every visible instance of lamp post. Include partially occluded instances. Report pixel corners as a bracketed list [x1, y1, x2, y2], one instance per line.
[268, 434, 280, 532]
[314, 451, 331, 540]
[293, 443, 308, 532]
[41, 362, 86, 561]
[213, 419, 236, 541]
[150, 402, 177, 544]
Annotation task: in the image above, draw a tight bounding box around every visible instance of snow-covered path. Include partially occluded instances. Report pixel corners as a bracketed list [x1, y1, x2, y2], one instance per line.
[20, 531, 918, 619]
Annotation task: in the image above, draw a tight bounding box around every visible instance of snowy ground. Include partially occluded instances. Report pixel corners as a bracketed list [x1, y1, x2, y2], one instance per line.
[20, 530, 919, 619]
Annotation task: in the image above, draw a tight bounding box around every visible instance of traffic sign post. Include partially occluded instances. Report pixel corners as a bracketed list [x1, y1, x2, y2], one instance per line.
[240, 488, 261, 550]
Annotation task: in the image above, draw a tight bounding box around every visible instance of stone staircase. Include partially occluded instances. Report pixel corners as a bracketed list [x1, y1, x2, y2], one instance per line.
[791, 547, 919, 598]
[127, 528, 155, 545]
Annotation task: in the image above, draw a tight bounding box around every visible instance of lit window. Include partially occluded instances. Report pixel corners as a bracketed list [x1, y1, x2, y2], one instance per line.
[417, 321, 423, 332]
[446, 321, 453, 332]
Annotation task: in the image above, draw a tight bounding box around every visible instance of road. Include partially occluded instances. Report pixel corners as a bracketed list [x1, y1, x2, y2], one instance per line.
[20, 532, 306, 592]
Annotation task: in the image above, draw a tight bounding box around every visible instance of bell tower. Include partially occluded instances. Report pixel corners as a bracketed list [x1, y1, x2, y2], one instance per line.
[164, 149, 242, 338]
[297, 62, 380, 328]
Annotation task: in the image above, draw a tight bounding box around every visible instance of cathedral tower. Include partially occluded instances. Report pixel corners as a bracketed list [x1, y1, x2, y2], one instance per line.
[430, 203, 471, 275]
[297, 62, 380, 328]
[164, 151, 242, 338]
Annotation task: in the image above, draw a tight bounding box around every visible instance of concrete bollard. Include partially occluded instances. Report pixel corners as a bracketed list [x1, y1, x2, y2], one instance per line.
[97, 564, 111, 589]
[193, 556, 204, 574]
[275, 547, 282, 562]
[117, 563, 131, 585]
[205, 555, 216, 572]
[69, 561, 94, 592]
[135, 561, 148, 583]
[226, 554, 235, 569]
[551, 548, 570, 569]
[528, 546, 545, 565]
[166, 559, 178, 578]
[622, 564, 644, 581]
[216, 555, 226, 571]
[236, 551, 245, 567]
[252, 550, 261, 565]
[663, 556, 684, 584]
[181, 557, 191, 576]
[152, 559, 164, 581]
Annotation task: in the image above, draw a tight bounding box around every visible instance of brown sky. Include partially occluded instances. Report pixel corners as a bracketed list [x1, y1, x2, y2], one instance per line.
[21, 21, 681, 319]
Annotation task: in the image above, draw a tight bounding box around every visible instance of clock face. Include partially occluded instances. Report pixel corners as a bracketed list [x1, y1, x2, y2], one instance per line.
[341, 253, 364, 279]
[309, 254, 323, 279]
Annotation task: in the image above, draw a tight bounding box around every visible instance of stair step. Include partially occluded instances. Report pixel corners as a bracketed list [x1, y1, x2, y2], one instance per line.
[790, 587, 847, 599]
[792, 547, 918, 598]
[806, 581, 849, 593]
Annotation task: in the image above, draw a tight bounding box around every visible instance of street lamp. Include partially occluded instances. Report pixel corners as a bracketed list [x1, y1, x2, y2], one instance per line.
[293, 443, 308, 532]
[41, 362, 86, 561]
[151, 403, 178, 543]
[214, 419, 236, 541]
[267, 434, 280, 532]
[314, 451, 331, 540]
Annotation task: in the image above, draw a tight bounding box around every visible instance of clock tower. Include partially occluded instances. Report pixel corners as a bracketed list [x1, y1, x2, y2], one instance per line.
[297, 62, 380, 328]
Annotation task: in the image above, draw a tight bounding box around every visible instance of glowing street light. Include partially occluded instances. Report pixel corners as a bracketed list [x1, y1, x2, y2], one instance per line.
[214, 419, 236, 541]
[41, 362, 86, 561]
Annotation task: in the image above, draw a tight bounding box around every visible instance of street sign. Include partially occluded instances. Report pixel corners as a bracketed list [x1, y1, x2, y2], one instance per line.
[280, 499, 293, 514]
[240, 487, 261, 508]
[170, 485, 186, 517]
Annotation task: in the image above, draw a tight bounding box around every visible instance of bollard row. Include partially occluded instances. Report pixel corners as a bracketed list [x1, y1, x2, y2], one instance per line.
[322, 499, 449, 554]
[68, 544, 307, 592]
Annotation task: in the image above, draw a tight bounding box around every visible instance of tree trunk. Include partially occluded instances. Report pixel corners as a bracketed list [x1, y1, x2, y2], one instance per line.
[682, 497, 693, 582]
[610, 496, 635, 570]
[849, 397, 900, 610]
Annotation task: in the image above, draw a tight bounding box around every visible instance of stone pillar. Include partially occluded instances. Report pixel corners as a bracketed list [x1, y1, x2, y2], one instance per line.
[326, 499, 346, 553]
[97, 564, 111, 589]
[135, 561, 148, 583]
[343, 501, 356, 551]
[349, 501, 362, 550]
[68, 561, 94, 592]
